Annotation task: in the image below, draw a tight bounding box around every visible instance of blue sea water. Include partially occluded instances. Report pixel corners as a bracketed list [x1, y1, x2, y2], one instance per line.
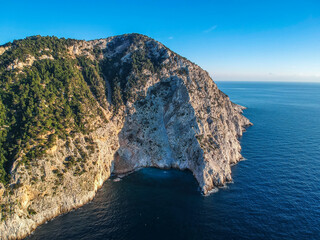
[26, 82, 320, 240]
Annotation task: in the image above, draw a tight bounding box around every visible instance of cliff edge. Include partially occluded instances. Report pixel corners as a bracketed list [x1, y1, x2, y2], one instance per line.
[0, 34, 251, 239]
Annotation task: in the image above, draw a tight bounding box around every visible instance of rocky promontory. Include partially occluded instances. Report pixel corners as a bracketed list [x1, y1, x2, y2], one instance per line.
[0, 34, 251, 239]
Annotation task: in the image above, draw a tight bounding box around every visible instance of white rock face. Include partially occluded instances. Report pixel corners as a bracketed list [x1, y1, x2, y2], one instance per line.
[0, 34, 251, 239]
[108, 37, 252, 194]
[0, 47, 9, 56]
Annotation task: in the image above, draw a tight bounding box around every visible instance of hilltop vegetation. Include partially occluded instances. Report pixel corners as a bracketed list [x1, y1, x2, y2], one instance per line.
[0, 36, 107, 184]
[100, 34, 166, 109]
[0, 34, 171, 184]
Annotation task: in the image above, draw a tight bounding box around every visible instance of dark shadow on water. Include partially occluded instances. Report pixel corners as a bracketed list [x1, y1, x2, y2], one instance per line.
[25, 168, 207, 240]
[26, 82, 320, 240]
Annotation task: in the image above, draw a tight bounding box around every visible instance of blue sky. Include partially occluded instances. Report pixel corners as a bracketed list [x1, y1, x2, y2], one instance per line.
[1, 0, 319, 82]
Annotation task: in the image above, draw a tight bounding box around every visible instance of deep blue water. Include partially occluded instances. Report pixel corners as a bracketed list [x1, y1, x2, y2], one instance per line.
[26, 82, 320, 240]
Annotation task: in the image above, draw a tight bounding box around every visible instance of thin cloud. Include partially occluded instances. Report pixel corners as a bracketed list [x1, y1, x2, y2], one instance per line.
[204, 25, 217, 33]
[168, 36, 174, 40]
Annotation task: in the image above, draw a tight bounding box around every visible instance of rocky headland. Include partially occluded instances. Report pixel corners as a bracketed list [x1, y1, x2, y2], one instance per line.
[0, 34, 251, 239]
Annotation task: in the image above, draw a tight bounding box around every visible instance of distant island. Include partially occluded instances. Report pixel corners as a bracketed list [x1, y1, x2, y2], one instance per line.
[0, 34, 251, 239]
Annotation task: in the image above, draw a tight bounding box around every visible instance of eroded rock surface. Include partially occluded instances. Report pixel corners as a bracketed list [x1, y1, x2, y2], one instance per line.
[0, 34, 251, 239]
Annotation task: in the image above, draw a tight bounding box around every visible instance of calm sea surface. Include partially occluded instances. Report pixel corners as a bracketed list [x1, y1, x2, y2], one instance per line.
[26, 82, 320, 240]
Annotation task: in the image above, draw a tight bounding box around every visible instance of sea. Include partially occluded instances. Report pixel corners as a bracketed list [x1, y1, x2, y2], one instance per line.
[26, 82, 320, 240]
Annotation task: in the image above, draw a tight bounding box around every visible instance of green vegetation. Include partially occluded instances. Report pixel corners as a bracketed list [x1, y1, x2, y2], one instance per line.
[0, 36, 107, 184]
[0, 36, 76, 73]
[100, 34, 162, 109]
[77, 56, 108, 109]
[0, 34, 167, 184]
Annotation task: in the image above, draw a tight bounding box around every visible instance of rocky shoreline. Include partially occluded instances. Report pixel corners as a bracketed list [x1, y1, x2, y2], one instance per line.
[0, 34, 251, 239]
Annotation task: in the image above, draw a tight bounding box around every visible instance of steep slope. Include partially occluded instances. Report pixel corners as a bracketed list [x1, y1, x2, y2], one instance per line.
[0, 34, 251, 239]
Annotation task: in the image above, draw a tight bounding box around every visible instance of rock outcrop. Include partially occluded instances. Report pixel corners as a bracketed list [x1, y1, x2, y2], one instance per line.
[0, 34, 251, 239]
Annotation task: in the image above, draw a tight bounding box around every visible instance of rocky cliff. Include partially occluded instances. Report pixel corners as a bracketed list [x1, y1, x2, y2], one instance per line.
[0, 34, 251, 239]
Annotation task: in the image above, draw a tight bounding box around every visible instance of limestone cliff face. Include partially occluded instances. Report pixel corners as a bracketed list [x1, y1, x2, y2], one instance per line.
[0, 34, 251, 239]
[103, 34, 251, 193]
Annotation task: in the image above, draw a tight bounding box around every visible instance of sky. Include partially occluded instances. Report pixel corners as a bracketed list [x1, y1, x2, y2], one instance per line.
[1, 0, 320, 82]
